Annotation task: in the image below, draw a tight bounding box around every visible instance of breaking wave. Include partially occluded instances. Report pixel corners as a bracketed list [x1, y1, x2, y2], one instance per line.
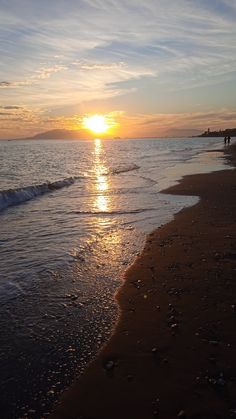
[109, 164, 140, 175]
[73, 208, 153, 215]
[0, 177, 78, 211]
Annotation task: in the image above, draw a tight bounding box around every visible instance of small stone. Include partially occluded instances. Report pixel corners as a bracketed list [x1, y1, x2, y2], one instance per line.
[208, 377, 217, 386]
[169, 315, 176, 322]
[209, 340, 219, 346]
[105, 360, 115, 371]
[217, 378, 226, 386]
[66, 347, 75, 353]
[177, 410, 186, 418]
[47, 389, 55, 396]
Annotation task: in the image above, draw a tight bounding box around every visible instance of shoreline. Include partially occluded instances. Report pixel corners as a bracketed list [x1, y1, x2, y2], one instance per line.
[51, 144, 236, 419]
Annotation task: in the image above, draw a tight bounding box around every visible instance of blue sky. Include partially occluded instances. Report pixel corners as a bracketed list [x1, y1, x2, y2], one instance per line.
[0, 0, 236, 138]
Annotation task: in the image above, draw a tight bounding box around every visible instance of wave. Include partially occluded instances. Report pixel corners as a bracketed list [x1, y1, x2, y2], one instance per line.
[0, 177, 77, 212]
[109, 164, 140, 175]
[73, 207, 153, 216]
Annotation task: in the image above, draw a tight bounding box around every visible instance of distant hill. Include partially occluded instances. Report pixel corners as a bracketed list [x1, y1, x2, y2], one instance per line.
[31, 129, 89, 140]
[197, 128, 236, 137]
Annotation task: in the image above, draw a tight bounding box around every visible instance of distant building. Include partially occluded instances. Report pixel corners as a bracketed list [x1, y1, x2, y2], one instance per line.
[196, 127, 236, 138]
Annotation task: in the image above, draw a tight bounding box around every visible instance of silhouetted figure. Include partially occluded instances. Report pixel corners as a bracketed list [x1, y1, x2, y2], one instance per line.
[224, 136, 227, 145]
[227, 136, 231, 144]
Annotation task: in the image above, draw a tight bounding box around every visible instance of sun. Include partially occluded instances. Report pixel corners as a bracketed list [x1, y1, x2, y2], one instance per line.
[83, 115, 109, 134]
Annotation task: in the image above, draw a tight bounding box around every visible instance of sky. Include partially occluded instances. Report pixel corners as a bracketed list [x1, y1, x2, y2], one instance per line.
[0, 0, 236, 139]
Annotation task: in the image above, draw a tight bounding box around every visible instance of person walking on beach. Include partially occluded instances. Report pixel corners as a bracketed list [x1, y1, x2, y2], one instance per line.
[227, 136, 231, 144]
[224, 136, 227, 145]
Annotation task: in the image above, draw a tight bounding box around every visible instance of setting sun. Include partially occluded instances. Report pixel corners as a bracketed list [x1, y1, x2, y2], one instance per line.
[83, 115, 109, 134]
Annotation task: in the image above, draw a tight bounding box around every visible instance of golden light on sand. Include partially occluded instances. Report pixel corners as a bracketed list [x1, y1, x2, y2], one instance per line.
[83, 115, 109, 134]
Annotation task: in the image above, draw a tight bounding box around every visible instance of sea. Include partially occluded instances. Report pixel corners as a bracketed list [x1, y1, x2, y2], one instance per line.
[0, 137, 231, 418]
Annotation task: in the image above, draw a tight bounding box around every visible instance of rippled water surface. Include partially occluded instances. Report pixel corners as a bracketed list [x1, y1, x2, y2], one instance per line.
[0, 137, 230, 418]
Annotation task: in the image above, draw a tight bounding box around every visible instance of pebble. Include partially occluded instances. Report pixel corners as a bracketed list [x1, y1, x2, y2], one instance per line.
[177, 410, 186, 418]
[208, 340, 219, 346]
[105, 360, 115, 371]
[217, 377, 226, 386]
[208, 376, 226, 387]
[47, 389, 55, 396]
[66, 347, 76, 353]
[169, 315, 176, 322]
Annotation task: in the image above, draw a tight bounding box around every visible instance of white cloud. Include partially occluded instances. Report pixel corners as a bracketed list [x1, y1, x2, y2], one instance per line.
[0, 0, 235, 138]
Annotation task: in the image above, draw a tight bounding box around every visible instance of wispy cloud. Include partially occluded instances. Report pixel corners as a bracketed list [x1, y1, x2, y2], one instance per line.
[0, 0, 236, 138]
[0, 82, 12, 88]
[34, 65, 68, 79]
[0, 64, 68, 89]
[0, 80, 33, 88]
[0, 105, 23, 109]
[119, 109, 236, 137]
[72, 61, 126, 70]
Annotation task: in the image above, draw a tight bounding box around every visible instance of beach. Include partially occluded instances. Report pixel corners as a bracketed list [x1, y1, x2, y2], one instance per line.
[1, 2, 235, 417]
[1, 138, 229, 418]
[50, 143, 236, 419]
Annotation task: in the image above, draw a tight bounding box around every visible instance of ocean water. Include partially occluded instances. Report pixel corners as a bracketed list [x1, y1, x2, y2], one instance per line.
[0, 137, 231, 418]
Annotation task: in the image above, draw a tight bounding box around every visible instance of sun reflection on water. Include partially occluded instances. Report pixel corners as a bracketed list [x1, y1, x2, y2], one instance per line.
[93, 138, 110, 213]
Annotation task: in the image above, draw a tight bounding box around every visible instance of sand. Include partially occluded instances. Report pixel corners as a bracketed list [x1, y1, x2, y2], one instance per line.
[50, 144, 236, 419]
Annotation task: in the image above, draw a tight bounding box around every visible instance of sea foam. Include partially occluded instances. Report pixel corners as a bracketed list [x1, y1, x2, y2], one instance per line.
[109, 163, 140, 175]
[0, 177, 76, 211]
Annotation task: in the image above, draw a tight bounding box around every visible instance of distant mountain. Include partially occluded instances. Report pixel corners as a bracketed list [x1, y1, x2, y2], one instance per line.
[32, 129, 89, 140]
[196, 128, 236, 137]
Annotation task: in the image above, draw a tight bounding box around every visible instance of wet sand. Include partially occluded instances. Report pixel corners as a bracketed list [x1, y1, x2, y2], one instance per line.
[51, 144, 236, 419]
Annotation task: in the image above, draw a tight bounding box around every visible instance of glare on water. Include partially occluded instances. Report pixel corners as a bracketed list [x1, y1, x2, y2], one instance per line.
[93, 138, 110, 213]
